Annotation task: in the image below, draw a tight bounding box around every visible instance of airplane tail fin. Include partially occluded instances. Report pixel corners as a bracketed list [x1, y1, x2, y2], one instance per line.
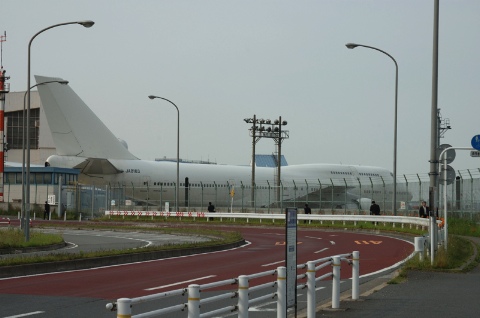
[35, 75, 138, 160]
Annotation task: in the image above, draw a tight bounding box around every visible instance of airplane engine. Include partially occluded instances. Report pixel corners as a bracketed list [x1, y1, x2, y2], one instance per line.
[357, 198, 373, 211]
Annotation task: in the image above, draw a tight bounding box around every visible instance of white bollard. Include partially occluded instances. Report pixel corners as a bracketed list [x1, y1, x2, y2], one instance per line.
[332, 256, 341, 309]
[414, 237, 425, 261]
[188, 284, 200, 318]
[351, 251, 360, 300]
[116, 298, 132, 318]
[277, 266, 287, 318]
[238, 275, 249, 318]
[306, 261, 316, 318]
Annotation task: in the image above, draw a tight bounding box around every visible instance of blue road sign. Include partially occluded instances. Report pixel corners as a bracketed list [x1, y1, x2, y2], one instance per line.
[472, 135, 480, 151]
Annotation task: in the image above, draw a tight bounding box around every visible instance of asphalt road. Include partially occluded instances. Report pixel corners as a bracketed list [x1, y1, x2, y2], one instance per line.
[0, 225, 414, 318]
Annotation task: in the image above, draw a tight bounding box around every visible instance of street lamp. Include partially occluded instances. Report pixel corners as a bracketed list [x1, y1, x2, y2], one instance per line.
[21, 80, 68, 229]
[346, 42, 398, 215]
[25, 20, 94, 241]
[148, 95, 180, 213]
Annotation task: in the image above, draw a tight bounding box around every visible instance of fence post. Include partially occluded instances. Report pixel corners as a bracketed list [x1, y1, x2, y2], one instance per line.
[307, 261, 315, 318]
[352, 251, 359, 300]
[188, 284, 200, 318]
[116, 298, 131, 318]
[238, 275, 249, 318]
[332, 256, 341, 309]
[277, 266, 287, 318]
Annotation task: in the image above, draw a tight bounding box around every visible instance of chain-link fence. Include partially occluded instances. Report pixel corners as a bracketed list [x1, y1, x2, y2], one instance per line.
[5, 169, 479, 220]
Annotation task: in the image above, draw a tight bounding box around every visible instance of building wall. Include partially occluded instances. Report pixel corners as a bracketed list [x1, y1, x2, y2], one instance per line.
[4, 90, 56, 165]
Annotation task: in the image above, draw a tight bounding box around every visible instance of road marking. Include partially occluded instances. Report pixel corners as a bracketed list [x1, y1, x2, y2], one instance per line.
[275, 241, 303, 245]
[4, 312, 44, 318]
[63, 242, 78, 249]
[145, 275, 216, 291]
[354, 240, 383, 245]
[262, 260, 284, 267]
[314, 248, 329, 254]
[330, 241, 336, 245]
[305, 236, 322, 240]
[249, 301, 277, 311]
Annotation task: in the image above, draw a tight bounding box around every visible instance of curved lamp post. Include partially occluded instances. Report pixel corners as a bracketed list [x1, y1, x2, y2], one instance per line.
[25, 20, 94, 241]
[21, 80, 68, 229]
[148, 95, 180, 213]
[346, 43, 398, 215]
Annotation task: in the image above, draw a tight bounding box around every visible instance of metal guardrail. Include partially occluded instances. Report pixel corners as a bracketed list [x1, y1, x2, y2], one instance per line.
[104, 211, 433, 228]
[106, 252, 358, 318]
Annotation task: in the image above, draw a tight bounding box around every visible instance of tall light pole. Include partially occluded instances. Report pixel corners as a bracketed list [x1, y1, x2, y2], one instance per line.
[148, 95, 180, 213]
[346, 42, 398, 215]
[244, 116, 288, 209]
[21, 80, 68, 230]
[25, 20, 94, 241]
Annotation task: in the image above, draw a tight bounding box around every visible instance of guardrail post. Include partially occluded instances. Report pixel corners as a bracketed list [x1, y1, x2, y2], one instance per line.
[277, 266, 287, 318]
[332, 256, 341, 309]
[351, 251, 359, 300]
[188, 284, 200, 318]
[307, 261, 315, 318]
[414, 237, 425, 261]
[116, 298, 131, 318]
[238, 275, 249, 318]
[430, 216, 436, 264]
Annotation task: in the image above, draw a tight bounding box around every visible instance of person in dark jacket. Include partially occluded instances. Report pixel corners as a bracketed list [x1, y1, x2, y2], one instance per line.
[419, 200, 430, 218]
[304, 204, 312, 223]
[44, 201, 50, 220]
[369, 200, 380, 215]
[208, 202, 215, 221]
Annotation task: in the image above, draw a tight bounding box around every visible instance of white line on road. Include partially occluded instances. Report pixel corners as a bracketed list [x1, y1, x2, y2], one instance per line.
[261, 260, 284, 267]
[314, 248, 329, 254]
[145, 275, 216, 291]
[305, 236, 323, 240]
[3, 311, 44, 318]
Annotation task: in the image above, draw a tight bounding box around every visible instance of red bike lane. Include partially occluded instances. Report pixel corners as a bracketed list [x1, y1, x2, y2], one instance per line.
[0, 226, 413, 300]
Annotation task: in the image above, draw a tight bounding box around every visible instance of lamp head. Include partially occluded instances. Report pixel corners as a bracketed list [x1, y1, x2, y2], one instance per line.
[345, 43, 358, 49]
[78, 20, 95, 28]
[148, 95, 157, 100]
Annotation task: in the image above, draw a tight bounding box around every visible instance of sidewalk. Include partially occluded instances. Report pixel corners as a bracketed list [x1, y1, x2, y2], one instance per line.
[314, 236, 480, 317]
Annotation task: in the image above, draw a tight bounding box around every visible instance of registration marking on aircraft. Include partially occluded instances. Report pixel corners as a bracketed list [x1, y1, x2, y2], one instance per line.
[145, 275, 216, 291]
[4, 312, 45, 318]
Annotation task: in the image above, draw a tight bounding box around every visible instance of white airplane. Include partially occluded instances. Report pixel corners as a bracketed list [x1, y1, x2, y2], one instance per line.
[36, 75, 407, 211]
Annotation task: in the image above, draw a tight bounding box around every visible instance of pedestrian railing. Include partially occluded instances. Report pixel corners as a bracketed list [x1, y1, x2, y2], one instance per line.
[106, 251, 359, 318]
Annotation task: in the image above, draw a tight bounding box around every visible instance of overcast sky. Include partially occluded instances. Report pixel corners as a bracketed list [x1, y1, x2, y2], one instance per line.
[1, 0, 479, 178]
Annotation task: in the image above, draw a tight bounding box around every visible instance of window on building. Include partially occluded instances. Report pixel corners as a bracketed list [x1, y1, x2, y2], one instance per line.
[5, 109, 40, 150]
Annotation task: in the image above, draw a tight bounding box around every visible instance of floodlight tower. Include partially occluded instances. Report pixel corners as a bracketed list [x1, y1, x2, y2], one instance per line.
[245, 115, 289, 208]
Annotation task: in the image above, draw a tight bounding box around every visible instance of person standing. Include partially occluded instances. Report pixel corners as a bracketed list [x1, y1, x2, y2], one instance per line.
[419, 201, 429, 218]
[304, 203, 312, 223]
[208, 202, 215, 221]
[370, 200, 380, 215]
[44, 201, 50, 220]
